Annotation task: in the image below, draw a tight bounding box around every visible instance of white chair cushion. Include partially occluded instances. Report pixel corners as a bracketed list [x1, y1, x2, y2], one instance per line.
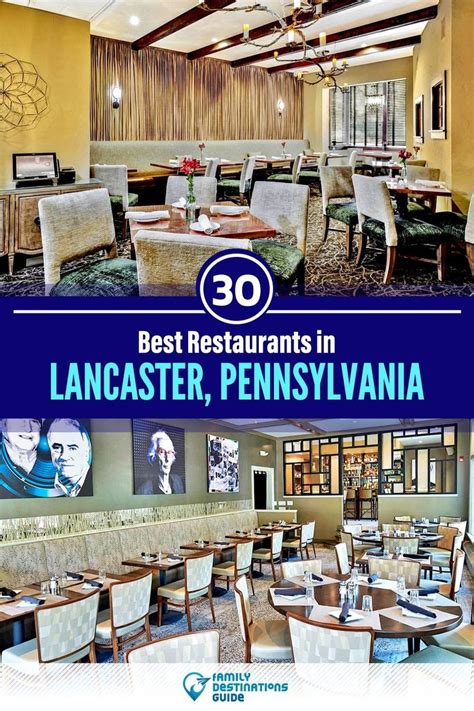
[282, 539, 302, 548]
[157, 579, 208, 601]
[95, 616, 146, 641]
[212, 561, 236, 576]
[250, 619, 292, 660]
[252, 549, 272, 560]
[2, 637, 91, 666]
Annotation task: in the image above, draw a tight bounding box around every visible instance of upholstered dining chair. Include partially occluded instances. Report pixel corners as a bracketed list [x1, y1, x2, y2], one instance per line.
[39, 188, 138, 296]
[281, 558, 322, 579]
[352, 174, 448, 284]
[340, 530, 357, 567]
[420, 525, 463, 574]
[157, 552, 215, 632]
[382, 536, 419, 554]
[305, 520, 317, 557]
[212, 540, 255, 594]
[125, 629, 220, 663]
[438, 549, 465, 601]
[2, 591, 100, 667]
[320, 165, 359, 259]
[420, 195, 474, 276]
[299, 151, 328, 185]
[439, 516, 462, 524]
[348, 150, 359, 169]
[406, 166, 441, 182]
[95, 570, 152, 663]
[423, 601, 474, 660]
[267, 153, 304, 184]
[335, 542, 350, 575]
[134, 232, 251, 296]
[406, 159, 427, 167]
[287, 612, 375, 663]
[250, 181, 310, 295]
[205, 158, 221, 178]
[165, 176, 217, 206]
[234, 575, 292, 662]
[343, 524, 374, 554]
[367, 557, 421, 587]
[217, 156, 257, 204]
[449, 520, 467, 537]
[252, 531, 284, 581]
[282, 522, 312, 561]
[90, 164, 138, 239]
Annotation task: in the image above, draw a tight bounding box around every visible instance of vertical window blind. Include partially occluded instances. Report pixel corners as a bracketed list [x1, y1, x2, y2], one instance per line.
[330, 79, 406, 148]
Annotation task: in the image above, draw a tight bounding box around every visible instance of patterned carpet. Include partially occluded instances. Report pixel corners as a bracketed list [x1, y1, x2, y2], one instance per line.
[1, 193, 472, 296]
[97, 544, 473, 664]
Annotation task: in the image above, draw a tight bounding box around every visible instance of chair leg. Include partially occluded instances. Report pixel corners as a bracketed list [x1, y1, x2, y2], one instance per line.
[157, 596, 163, 627]
[271, 558, 276, 581]
[145, 615, 151, 642]
[345, 224, 354, 260]
[248, 569, 255, 596]
[407, 638, 414, 656]
[112, 632, 119, 664]
[89, 644, 97, 663]
[312, 542, 317, 557]
[322, 215, 330, 242]
[355, 234, 367, 267]
[466, 243, 474, 276]
[437, 242, 448, 282]
[121, 216, 127, 241]
[383, 246, 397, 284]
[208, 588, 216, 622]
[185, 594, 192, 632]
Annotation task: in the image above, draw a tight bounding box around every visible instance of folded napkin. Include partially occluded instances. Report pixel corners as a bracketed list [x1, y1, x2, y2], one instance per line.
[397, 598, 436, 618]
[83, 580, 103, 589]
[363, 532, 377, 537]
[271, 156, 290, 160]
[367, 550, 384, 557]
[169, 159, 180, 166]
[209, 205, 249, 216]
[66, 572, 83, 581]
[339, 600, 350, 623]
[19, 595, 44, 606]
[167, 555, 182, 561]
[198, 213, 217, 235]
[274, 588, 306, 598]
[125, 211, 170, 221]
[403, 553, 429, 560]
[306, 572, 323, 582]
[418, 586, 439, 596]
[194, 540, 209, 545]
[0, 587, 17, 599]
[214, 542, 227, 546]
[368, 573, 379, 584]
[141, 552, 157, 559]
[415, 179, 442, 187]
[174, 197, 186, 208]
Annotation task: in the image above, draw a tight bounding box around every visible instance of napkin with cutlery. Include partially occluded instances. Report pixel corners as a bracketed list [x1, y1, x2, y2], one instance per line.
[18, 596, 45, 607]
[305, 572, 324, 582]
[368, 573, 379, 584]
[141, 552, 158, 559]
[0, 587, 18, 599]
[125, 211, 170, 221]
[418, 586, 439, 596]
[339, 600, 350, 623]
[167, 555, 183, 561]
[66, 572, 84, 581]
[209, 205, 249, 216]
[397, 598, 436, 618]
[82, 579, 103, 589]
[174, 197, 187, 208]
[274, 588, 306, 598]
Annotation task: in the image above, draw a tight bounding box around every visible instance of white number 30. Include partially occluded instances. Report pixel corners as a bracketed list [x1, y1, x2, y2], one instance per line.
[212, 274, 261, 307]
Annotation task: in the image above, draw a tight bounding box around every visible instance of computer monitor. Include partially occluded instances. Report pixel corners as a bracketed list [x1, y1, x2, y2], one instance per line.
[13, 152, 58, 181]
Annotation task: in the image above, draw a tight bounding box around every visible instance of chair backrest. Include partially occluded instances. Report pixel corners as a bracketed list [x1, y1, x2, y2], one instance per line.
[348, 150, 358, 168]
[343, 524, 362, 535]
[340, 531, 354, 562]
[250, 182, 310, 254]
[282, 559, 322, 578]
[271, 531, 284, 555]
[185, 552, 214, 593]
[288, 612, 374, 663]
[352, 174, 398, 246]
[300, 522, 312, 546]
[292, 153, 304, 183]
[135, 231, 251, 295]
[448, 520, 467, 537]
[335, 542, 350, 575]
[465, 195, 474, 245]
[236, 541, 254, 573]
[438, 525, 459, 551]
[39, 188, 117, 293]
[205, 158, 221, 178]
[439, 516, 461, 524]
[406, 159, 427, 166]
[239, 156, 257, 193]
[319, 152, 329, 169]
[35, 591, 99, 663]
[345, 488, 357, 500]
[110, 570, 152, 630]
[448, 549, 465, 599]
[359, 488, 372, 501]
[382, 536, 419, 554]
[90, 164, 128, 209]
[383, 522, 410, 533]
[406, 166, 441, 182]
[320, 165, 355, 215]
[305, 521, 316, 543]
[367, 557, 421, 586]
[393, 516, 411, 522]
[165, 176, 217, 205]
[125, 629, 220, 663]
[234, 574, 252, 643]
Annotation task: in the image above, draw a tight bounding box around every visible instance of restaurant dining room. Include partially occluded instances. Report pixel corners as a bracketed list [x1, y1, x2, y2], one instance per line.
[0, 0, 473, 297]
[0, 417, 473, 666]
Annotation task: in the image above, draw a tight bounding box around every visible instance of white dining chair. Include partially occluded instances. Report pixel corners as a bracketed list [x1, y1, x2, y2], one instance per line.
[382, 536, 419, 554]
[252, 531, 284, 580]
[335, 542, 350, 575]
[367, 557, 421, 587]
[157, 552, 215, 632]
[205, 158, 221, 178]
[213, 540, 255, 594]
[287, 611, 374, 663]
[281, 558, 322, 579]
[217, 156, 256, 204]
[125, 629, 220, 663]
[90, 164, 139, 239]
[320, 165, 358, 258]
[438, 549, 465, 601]
[165, 176, 217, 205]
[282, 522, 312, 560]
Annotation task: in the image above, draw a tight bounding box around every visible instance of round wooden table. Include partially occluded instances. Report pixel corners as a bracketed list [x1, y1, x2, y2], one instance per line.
[268, 576, 463, 643]
[352, 532, 443, 545]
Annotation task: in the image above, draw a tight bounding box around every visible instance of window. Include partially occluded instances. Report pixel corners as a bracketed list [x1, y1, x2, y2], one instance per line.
[329, 79, 407, 148]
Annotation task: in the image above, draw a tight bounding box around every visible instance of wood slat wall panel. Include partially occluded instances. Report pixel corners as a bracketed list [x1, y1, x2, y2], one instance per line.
[90, 36, 303, 141]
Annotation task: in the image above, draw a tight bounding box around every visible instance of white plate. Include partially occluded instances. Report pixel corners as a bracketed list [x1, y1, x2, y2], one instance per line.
[172, 201, 186, 209]
[134, 215, 168, 223]
[329, 610, 364, 623]
[190, 221, 220, 233]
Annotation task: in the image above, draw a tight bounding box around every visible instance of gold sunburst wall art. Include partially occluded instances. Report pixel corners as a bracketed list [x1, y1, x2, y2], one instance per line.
[0, 53, 48, 133]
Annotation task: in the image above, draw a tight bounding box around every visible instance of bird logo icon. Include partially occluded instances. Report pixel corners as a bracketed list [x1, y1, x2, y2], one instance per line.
[183, 672, 211, 701]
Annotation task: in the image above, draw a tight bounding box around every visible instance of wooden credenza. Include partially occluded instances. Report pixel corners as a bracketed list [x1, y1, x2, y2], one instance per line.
[0, 179, 102, 274]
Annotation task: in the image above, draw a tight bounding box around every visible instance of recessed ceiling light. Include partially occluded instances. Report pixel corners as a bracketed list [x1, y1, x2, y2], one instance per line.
[211, 37, 218, 43]
[361, 43, 368, 47]
[129, 16, 140, 26]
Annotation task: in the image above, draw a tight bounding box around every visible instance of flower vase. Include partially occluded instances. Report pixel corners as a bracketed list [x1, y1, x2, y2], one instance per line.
[401, 164, 407, 182]
[185, 176, 197, 223]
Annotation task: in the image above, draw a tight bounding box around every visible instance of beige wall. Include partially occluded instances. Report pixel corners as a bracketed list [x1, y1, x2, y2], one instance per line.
[0, 4, 90, 186]
[303, 56, 414, 152]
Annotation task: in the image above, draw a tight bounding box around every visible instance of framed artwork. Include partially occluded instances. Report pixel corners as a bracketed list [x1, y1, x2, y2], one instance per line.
[414, 95, 424, 143]
[0, 418, 93, 498]
[430, 72, 447, 139]
[132, 420, 185, 495]
[207, 435, 239, 493]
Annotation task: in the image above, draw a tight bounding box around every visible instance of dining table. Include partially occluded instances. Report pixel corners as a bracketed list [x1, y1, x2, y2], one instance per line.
[386, 179, 452, 217]
[353, 532, 443, 545]
[127, 202, 276, 247]
[268, 574, 463, 654]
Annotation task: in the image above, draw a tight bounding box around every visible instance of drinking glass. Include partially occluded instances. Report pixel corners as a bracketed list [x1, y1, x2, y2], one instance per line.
[362, 595, 373, 612]
[59, 574, 68, 590]
[98, 568, 107, 583]
[409, 589, 419, 606]
[396, 575, 406, 598]
[40, 581, 50, 595]
[157, 546, 162, 560]
[339, 581, 348, 600]
[383, 549, 390, 558]
[198, 538, 204, 548]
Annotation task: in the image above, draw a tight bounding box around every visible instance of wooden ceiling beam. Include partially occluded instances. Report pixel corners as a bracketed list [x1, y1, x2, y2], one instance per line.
[132, 0, 235, 51]
[231, 4, 438, 67]
[187, 0, 368, 60]
[267, 35, 421, 74]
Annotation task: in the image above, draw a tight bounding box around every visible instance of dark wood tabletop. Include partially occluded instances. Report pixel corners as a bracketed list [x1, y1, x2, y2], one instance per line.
[225, 532, 272, 542]
[268, 576, 463, 639]
[353, 532, 443, 544]
[386, 180, 452, 198]
[180, 541, 235, 552]
[122, 552, 201, 571]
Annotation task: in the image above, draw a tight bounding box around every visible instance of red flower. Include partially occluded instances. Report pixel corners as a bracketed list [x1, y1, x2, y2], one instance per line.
[398, 149, 413, 161]
[198, 142, 206, 150]
[180, 158, 201, 175]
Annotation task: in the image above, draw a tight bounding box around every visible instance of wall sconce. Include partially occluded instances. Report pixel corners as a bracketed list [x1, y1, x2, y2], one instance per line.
[111, 87, 122, 109]
[277, 99, 285, 117]
[259, 449, 270, 457]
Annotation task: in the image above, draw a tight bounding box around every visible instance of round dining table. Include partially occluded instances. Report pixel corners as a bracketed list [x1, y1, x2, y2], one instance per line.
[268, 576, 463, 646]
[352, 532, 443, 545]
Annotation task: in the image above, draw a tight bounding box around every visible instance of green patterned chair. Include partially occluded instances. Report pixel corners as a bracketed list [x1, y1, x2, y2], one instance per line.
[2, 591, 100, 667]
[420, 195, 473, 276]
[299, 151, 328, 185]
[352, 174, 449, 284]
[39, 188, 138, 296]
[267, 153, 304, 184]
[250, 182, 310, 295]
[218, 156, 257, 204]
[90, 164, 138, 238]
[320, 165, 359, 259]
